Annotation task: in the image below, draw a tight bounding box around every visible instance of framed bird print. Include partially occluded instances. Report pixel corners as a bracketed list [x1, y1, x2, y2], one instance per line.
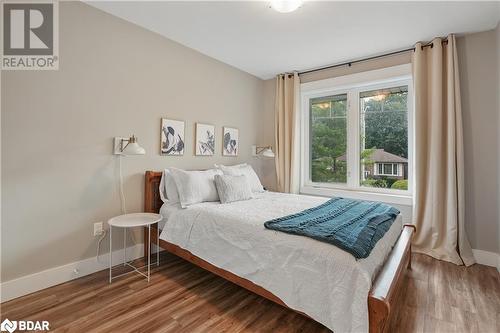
[161, 118, 185, 155]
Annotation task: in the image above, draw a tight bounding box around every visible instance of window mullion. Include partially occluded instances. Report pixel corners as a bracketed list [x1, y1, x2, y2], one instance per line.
[346, 90, 359, 189]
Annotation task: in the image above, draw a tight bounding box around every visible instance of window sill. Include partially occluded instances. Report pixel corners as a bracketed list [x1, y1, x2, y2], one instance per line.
[300, 185, 413, 206]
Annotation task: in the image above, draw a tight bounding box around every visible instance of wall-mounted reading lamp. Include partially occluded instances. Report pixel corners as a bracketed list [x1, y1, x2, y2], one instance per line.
[113, 135, 146, 214]
[114, 135, 146, 155]
[252, 145, 275, 158]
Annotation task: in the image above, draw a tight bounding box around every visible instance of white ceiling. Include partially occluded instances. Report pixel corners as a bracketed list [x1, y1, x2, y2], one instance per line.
[88, 1, 500, 79]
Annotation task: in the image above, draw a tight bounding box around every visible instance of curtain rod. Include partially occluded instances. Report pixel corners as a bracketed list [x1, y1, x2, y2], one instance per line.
[297, 39, 448, 76]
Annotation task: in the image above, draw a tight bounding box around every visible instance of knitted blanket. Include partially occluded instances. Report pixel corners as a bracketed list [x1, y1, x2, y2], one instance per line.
[264, 197, 399, 259]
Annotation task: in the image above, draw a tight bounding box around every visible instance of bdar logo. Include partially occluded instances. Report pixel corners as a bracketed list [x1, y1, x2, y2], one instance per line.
[0, 319, 17, 333]
[0, 319, 49, 332]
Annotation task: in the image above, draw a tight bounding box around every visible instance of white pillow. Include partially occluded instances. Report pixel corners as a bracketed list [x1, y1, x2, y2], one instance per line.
[169, 168, 223, 208]
[214, 163, 247, 170]
[159, 169, 180, 204]
[214, 174, 253, 204]
[219, 164, 265, 193]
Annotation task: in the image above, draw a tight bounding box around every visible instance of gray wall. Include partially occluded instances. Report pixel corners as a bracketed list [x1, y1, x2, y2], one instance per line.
[1, 2, 270, 282]
[457, 29, 499, 253]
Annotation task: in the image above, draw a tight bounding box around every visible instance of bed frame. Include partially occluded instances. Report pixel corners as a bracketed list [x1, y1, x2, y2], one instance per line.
[143, 171, 415, 333]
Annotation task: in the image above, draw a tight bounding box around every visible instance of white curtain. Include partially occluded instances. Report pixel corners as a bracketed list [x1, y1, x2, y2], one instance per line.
[412, 35, 475, 266]
[274, 72, 300, 193]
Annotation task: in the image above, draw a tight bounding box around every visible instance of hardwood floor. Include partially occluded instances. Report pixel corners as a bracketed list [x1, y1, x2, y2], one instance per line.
[387, 253, 500, 333]
[1, 253, 499, 332]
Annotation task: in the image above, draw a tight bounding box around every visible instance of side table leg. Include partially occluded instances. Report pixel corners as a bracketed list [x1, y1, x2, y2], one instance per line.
[123, 228, 127, 266]
[143, 227, 149, 262]
[157, 223, 160, 266]
[109, 226, 112, 283]
[148, 224, 151, 282]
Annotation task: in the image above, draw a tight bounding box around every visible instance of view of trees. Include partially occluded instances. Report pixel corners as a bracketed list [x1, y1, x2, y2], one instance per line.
[362, 89, 408, 159]
[311, 95, 347, 183]
[310, 87, 408, 190]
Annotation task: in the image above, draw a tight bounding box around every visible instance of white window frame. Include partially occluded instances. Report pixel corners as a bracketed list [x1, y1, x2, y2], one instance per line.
[300, 64, 413, 205]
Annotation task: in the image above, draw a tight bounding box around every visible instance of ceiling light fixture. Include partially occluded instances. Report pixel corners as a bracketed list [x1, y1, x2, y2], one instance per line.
[270, 0, 303, 13]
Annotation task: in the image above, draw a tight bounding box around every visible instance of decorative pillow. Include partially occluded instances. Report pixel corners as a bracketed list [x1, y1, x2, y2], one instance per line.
[159, 169, 180, 204]
[219, 164, 265, 193]
[169, 168, 223, 208]
[214, 174, 253, 204]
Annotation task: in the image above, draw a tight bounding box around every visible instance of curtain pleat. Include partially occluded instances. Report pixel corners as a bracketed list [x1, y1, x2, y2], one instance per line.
[274, 72, 299, 193]
[411, 35, 475, 266]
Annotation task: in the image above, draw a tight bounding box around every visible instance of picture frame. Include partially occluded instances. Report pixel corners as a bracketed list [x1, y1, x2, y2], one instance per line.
[161, 118, 185, 155]
[195, 123, 216, 156]
[222, 127, 239, 156]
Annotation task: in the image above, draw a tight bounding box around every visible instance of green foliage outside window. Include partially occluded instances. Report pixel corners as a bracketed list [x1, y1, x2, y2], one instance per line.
[391, 180, 408, 190]
[363, 91, 408, 159]
[361, 178, 389, 188]
[311, 96, 347, 183]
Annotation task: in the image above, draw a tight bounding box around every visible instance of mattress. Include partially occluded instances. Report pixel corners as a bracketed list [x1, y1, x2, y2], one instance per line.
[159, 192, 402, 332]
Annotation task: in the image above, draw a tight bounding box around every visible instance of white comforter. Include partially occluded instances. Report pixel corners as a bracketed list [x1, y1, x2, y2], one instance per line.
[159, 192, 402, 332]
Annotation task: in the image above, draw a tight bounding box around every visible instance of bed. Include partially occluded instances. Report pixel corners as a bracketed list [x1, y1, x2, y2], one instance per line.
[144, 171, 415, 332]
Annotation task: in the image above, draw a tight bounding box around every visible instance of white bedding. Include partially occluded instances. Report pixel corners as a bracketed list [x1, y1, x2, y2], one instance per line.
[158, 203, 182, 230]
[159, 191, 402, 332]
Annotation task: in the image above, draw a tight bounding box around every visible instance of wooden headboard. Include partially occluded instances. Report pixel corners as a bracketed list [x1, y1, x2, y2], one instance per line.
[144, 171, 163, 213]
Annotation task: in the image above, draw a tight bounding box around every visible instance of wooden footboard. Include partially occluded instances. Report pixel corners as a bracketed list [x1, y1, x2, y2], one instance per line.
[143, 171, 414, 333]
[368, 224, 415, 332]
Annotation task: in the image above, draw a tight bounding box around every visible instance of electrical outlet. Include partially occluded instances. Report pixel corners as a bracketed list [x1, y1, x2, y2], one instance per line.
[93, 222, 103, 236]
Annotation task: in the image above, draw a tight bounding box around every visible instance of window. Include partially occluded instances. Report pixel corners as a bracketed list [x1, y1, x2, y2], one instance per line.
[360, 86, 408, 189]
[376, 163, 400, 176]
[301, 65, 412, 201]
[310, 94, 347, 184]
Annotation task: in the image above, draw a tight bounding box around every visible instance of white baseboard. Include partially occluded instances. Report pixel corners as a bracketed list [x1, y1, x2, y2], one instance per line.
[0, 244, 144, 303]
[472, 249, 500, 271]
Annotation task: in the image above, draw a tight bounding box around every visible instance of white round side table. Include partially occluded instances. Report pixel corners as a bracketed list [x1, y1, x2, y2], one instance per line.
[107, 213, 162, 283]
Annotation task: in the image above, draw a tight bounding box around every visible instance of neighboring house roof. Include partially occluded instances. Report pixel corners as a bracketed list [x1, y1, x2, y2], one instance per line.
[337, 149, 408, 163]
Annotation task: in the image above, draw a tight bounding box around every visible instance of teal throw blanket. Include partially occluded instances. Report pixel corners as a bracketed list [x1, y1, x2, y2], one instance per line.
[264, 197, 399, 259]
